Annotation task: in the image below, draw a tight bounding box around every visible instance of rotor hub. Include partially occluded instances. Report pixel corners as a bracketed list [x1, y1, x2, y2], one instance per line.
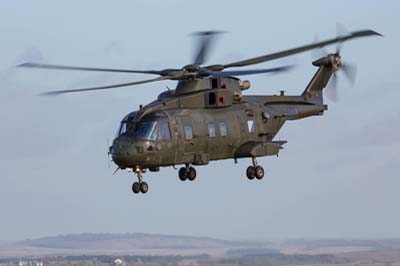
[312, 54, 342, 69]
[331, 54, 342, 70]
[182, 64, 200, 72]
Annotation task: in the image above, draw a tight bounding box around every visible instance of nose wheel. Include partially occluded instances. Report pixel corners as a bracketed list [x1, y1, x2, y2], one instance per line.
[132, 169, 149, 194]
[246, 157, 264, 180]
[178, 165, 197, 181]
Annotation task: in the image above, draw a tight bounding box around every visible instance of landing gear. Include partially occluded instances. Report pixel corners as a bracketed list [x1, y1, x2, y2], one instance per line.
[132, 168, 149, 194]
[179, 167, 187, 181]
[187, 167, 196, 181]
[140, 181, 149, 193]
[255, 165, 264, 179]
[178, 165, 197, 181]
[246, 157, 264, 180]
[246, 166, 255, 180]
[132, 182, 141, 193]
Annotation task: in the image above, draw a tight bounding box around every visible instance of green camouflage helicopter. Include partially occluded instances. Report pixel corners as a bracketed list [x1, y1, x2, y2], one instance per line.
[19, 28, 381, 194]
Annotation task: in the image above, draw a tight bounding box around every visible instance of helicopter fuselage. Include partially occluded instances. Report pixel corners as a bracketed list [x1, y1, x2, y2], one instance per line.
[111, 64, 330, 171]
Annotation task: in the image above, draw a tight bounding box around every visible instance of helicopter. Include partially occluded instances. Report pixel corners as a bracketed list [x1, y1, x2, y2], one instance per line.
[19, 28, 381, 194]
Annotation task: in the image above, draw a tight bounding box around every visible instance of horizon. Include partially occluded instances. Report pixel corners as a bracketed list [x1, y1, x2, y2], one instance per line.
[4, 231, 400, 243]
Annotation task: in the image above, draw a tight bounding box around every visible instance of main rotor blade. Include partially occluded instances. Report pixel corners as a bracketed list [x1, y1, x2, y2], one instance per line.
[41, 76, 172, 96]
[192, 31, 224, 66]
[209, 65, 293, 77]
[18, 62, 171, 75]
[216, 29, 381, 69]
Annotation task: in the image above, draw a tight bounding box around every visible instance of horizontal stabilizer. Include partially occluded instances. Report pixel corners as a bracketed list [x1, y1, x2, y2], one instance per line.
[234, 141, 287, 158]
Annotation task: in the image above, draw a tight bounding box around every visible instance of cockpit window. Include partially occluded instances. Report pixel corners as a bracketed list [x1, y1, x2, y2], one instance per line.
[135, 121, 158, 140]
[158, 121, 171, 140]
[133, 113, 171, 141]
[116, 122, 127, 137]
[116, 111, 138, 137]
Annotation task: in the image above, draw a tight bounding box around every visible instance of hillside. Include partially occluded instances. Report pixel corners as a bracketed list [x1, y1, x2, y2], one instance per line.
[18, 233, 243, 250]
[1, 233, 400, 260]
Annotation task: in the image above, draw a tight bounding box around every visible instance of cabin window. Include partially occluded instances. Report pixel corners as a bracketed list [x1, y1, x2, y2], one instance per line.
[247, 119, 255, 133]
[219, 121, 227, 137]
[208, 123, 216, 138]
[184, 125, 193, 140]
[209, 92, 216, 105]
[211, 78, 218, 89]
[158, 121, 171, 140]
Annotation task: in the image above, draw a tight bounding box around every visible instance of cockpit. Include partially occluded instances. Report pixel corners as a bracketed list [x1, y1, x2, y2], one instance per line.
[116, 111, 171, 141]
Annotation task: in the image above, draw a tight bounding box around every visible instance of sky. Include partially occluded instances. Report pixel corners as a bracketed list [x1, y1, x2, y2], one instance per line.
[0, 0, 399, 241]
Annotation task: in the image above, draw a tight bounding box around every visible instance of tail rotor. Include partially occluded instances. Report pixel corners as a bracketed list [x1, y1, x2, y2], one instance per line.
[325, 45, 357, 102]
[312, 24, 361, 102]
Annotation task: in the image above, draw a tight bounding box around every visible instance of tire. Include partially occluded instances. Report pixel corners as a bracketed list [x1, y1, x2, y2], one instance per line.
[187, 167, 196, 181]
[246, 166, 255, 180]
[255, 166, 264, 180]
[178, 167, 187, 181]
[132, 182, 140, 194]
[140, 182, 149, 194]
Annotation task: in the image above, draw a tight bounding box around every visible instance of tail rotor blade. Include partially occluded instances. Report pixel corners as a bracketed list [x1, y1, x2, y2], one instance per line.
[326, 72, 338, 102]
[342, 62, 357, 86]
[335, 23, 350, 54]
[336, 22, 350, 38]
[311, 34, 328, 59]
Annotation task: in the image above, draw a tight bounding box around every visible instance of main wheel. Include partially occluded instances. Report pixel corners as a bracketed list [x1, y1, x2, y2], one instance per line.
[132, 182, 140, 194]
[140, 182, 149, 194]
[246, 166, 255, 180]
[178, 167, 187, 181]
[255, 166, 264, 180]
[187, 167, 196, 181]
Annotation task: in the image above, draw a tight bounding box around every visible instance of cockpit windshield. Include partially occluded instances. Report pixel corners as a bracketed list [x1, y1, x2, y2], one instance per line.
[134, 118, 171, 141]
[116, 111, 171, 141]
[135, 121, 158, 140]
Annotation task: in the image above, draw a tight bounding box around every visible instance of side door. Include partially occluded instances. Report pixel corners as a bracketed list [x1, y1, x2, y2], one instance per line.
[205, 118, 218, 160]
[215, 119, 233, 159]
[236, 110, 249, 145]
[179, 116, 195, 163]
[224, 110, 245, 157]
[157, 116, 175, 166]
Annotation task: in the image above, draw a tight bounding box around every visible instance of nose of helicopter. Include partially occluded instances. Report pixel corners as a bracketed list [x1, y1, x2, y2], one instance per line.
[110, 135, 136, 167]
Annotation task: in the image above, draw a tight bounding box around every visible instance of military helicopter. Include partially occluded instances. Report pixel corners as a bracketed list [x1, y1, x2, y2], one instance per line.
[19, 28, 381, 194]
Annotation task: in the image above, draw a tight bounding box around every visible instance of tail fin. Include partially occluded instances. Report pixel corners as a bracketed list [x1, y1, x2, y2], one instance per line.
[302, 55, 338, 104]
